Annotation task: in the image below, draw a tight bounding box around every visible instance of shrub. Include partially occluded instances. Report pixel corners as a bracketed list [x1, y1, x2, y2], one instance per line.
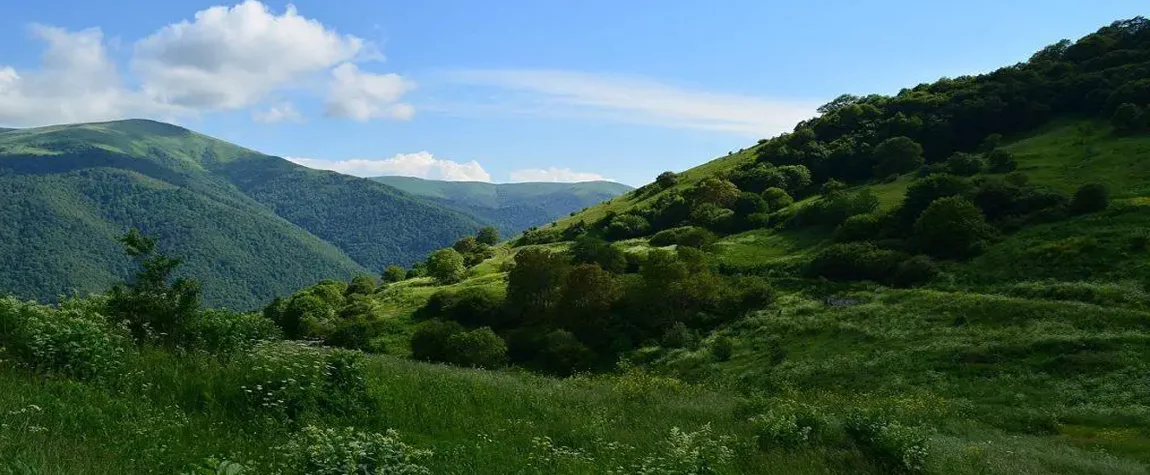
[106, 230, 201, 346]
[382, 265, 407, 283]
[888, 255, 939, 288]
[476, 226, 500, 245]
[711, 336, 734, 362]
[978, 133, 1003, 152]
[914, 197, 995, 259]
[821, 179, 848, 195]
[808, 243, 905, 283]
[845, 414, 929, 474]
[691, 178, 740, 207]
[835, 213, 884, 242]
[410, 319, 466, 363]
[1004, 171, 1029, 186]
[185, 309, 281, 355]
[534, 329, 597, 376]
[898, 174, 972, 222]
[1111, 102, 1145, 134]
[751, 401, 827, 449]
[744, 212, 772, 229]
[719, 275, 777, 316]
[733, 192, 768, 216]
[570, 235, 627, 272]
[762, 187, 794, 210]
[345, 275, 377, 296]
[689, 203, 735, 231]
[873, 136, 925, 177]
[0, 297, 129, 380]
[944, 152, 985, 176]
[656, 171, 679, 189]
[793, 189, 879, 228]
[660, 322, 697, 349]
[1070, 183, 1110, 214]
[446, 327, 508, 368]
[607, 214, 652, 240]
[649, 226, 718, 248]
[986, 149, 1018, 173]
[426, 248, 466, 284]
[231, 341, 369, 419]
[422, 287, 507, 328]
[625, 424, 734, 474]
[278, 425, 432, 475]
[453, 236, 480, 254]
[777, 165, 813, 192]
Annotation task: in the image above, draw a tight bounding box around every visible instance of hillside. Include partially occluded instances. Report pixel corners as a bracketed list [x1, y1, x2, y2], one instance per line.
[370, 175, 632, 236]
[0, 120, 487, 309]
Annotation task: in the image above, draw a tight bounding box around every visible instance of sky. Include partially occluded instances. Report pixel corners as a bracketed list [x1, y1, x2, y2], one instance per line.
[0, 1, 1144, 186]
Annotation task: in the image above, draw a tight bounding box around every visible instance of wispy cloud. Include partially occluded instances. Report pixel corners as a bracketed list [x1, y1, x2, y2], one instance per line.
[286, 152, 492, 182]
[252, 101, 303, 123]
[441, 69, 820, 137]
[509, 167, 609, 183]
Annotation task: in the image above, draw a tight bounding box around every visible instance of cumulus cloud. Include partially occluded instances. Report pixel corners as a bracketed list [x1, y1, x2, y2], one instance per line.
[509, 167, 609, 183]
[0, 25, 183, 127]
[287, 152, 492, 182]
[132, 0, 367, 110]
[0, 1, 414, 127]
[252, 102, 302, 123]
[446, 69, 820, 136]
[325, 63, 416, 121]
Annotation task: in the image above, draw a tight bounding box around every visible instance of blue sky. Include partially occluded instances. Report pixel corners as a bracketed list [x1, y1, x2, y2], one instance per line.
[0, 1, 1144, 185]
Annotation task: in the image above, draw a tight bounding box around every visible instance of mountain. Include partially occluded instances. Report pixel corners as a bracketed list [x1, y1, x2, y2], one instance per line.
[368, 175, 632, 236]
[0, 119, 485, 309]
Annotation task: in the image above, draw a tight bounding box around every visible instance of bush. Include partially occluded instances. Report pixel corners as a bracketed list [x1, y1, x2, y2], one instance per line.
[382, 265, 407, 283]
[691, 178, 740, 207]
[410, 319, 466, 363]
[986, 149, 1017, 173]
[1004, 171, 1029, 186]
[689, 203, 735, 231]
[808, 243, 905, 283]
[606, 214, 652, 240]
[845, 414, 929, 474]
[719, 275, 777, 316]
[476, 226, 500, 245]
[733, 192, 768, 216]
[425, 287, 507, 328]
[944, 152, 985, 176]
[914, 197, 995, 259]
[660, 321, 697, 349]
[821, 179, 848, 195]
[231, 341, 369, 419]
[185, 309, 281, 355]
[873, 136, 925, 177]
[835, 213, 884, 242]
[570, 235, 627, 272]
[534, 329, 598, 376]
[711, 336, 734, 361]
[793, 189, 879, 228]
[751, 401, 827, 449]
[426, 248, 466, 284]
[446, 327, 508, 369]
[656, 171, 679, 189]
[649, 226, 718, 248]
[0, 297, 129, 380]
[1070, 183, 1110, 214]
[899, 174, 973, 222]
[888, 255, 939, 288]
[345, 275, 377, 296]
[1111, 102, 1146, 134]
[762, 187, 794, 210]
[277, 425, 432, 475]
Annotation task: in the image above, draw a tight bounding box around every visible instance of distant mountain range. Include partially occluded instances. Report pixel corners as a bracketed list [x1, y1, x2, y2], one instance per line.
[369, 176, 632, 236]
[0, 119, 627, 308]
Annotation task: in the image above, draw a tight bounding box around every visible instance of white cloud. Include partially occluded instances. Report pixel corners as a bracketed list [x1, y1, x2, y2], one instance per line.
[509, 167, 609, 183]
[287, 152, 492, 182]
[132, 0, 368, 110]
[325, 62, 416, 121]
[252, 101, 302, 123]
[446, 69, 820, 136]
[0, 25, 183, 127]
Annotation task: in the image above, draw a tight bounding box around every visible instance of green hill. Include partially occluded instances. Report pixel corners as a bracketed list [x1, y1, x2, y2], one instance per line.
[369, 175, 632, 236]
[0, 119, 486, 309]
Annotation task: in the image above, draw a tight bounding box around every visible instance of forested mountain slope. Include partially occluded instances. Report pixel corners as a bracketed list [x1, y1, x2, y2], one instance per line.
[369, 175, 632, 236]
[0, 119, 485, 308]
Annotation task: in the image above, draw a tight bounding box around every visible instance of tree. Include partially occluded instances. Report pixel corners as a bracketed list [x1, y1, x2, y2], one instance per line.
[691, 178, 740, 207]
[476, 226, 500, 245]
[733, 192, 768, 216]
[899, 174, 972, 222]
[762, 187, 794, 210]
[1070, 183, 1110, 214]
[426, 249, 466, 284]
[410, 319, 465, 363]
[606, 214, 651, 240]
[382, 265, 407, 283]
[506, 248, 571, 322]
[873, 136, 925, 178]
[452, 236, 479, 255]
[1111, 103, 1145, 134]
[945, 153, 986, 176]
[986, 149, 1017, 173]
[914, 197, 995, 259]
[570, 235, 626, 273]
[656, 171, 679, 189]
[345, 275, 377, 295]
[106, 229, 201, 345]
[446, 327, 508, 368]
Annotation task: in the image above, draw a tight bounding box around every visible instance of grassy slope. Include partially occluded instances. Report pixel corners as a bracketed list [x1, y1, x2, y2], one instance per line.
[0, 120, 492, 309]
